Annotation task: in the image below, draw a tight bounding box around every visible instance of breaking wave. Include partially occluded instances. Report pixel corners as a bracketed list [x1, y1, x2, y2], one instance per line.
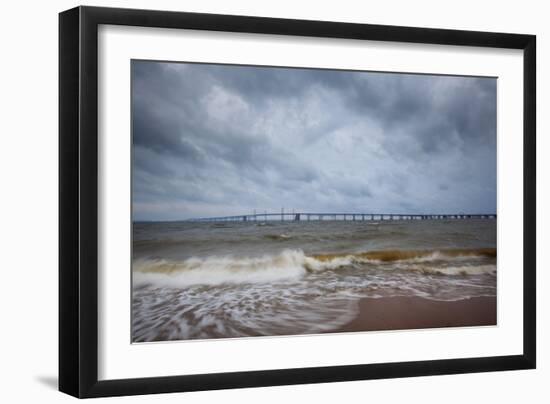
[312, 248, 496, 263]
[133, 248, 496, 288]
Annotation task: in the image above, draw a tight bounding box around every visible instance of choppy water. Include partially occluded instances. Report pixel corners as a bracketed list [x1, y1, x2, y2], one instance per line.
[132, 219, 496, 342]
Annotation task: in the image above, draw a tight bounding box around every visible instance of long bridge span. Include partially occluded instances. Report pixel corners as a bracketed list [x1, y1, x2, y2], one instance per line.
[188, 212, 497, 222]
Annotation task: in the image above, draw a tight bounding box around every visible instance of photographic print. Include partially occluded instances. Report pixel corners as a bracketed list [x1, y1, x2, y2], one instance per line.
[131, 60, 497, 343]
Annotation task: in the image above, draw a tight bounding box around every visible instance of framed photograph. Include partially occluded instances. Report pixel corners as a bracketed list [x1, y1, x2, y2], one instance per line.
[59, 6, 536, 398]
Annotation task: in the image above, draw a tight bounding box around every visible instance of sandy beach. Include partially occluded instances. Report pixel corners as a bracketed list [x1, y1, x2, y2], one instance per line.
[333, 296, 496, 333]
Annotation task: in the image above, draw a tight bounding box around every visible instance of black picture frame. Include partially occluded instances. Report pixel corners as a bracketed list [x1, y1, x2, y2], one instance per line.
[59, 5, 536, 398]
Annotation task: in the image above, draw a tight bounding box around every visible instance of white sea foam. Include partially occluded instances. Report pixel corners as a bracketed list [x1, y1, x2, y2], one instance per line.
[133, 248, 496, 290]
[133, 250, 309, 288]
[132, 248, 497, 341]
[422, 264, 496, 276]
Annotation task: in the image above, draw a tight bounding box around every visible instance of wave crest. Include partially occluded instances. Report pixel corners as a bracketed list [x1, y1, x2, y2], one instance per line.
[133, 248, 496, 288]
[134, 249, 308, 287]
[312, 248, 496, 263]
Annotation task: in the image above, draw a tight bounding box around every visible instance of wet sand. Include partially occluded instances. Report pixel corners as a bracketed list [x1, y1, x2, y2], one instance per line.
[333, 296, 496, 333]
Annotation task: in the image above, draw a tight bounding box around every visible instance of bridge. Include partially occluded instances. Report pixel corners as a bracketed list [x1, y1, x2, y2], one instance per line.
[188, 212, 497, 222]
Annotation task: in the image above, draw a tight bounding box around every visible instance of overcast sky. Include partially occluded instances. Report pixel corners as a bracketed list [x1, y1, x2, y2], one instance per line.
[132, 60, 496, 221]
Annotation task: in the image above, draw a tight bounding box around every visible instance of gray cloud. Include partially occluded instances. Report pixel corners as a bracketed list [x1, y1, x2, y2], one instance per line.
[132, 60, 496, 221]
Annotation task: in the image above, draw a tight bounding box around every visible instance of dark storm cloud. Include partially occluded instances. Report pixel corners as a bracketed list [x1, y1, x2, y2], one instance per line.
[131, 61, 496, 221]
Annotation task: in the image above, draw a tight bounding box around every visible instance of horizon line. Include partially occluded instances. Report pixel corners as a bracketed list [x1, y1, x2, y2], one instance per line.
[134, 211, 498, 223]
